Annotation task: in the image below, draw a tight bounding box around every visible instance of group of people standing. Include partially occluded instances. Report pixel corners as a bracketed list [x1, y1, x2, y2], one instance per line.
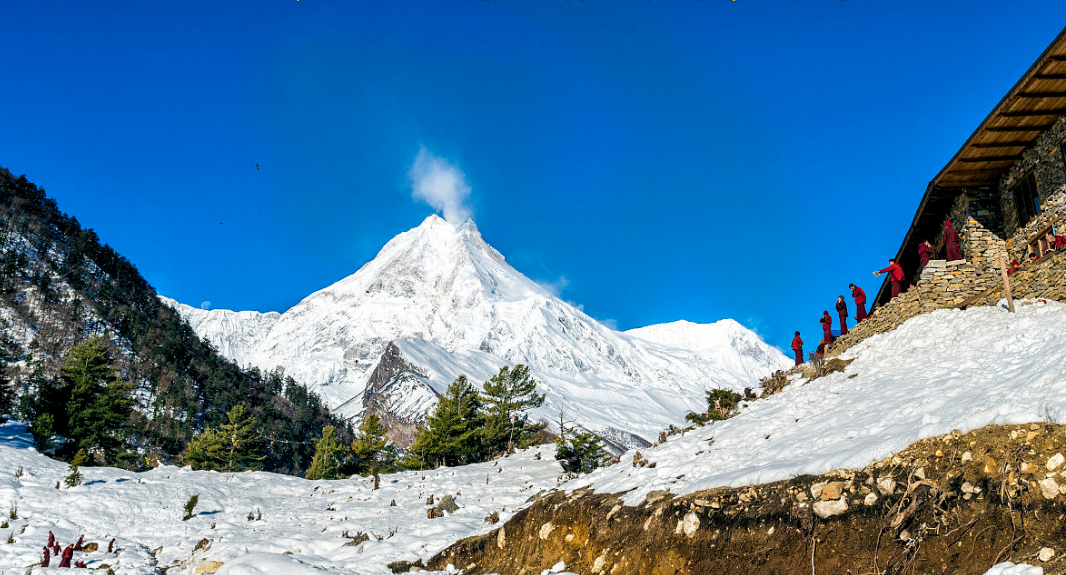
[789, 284, 867, 366]
[789, 219, 966, 368]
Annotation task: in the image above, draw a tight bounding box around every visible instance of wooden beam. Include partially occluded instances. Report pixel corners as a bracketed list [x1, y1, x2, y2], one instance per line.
[957, 155, 1022, 162]
[1035, 73, 1066, 80]
[1049, 55, 1066, 62]
[1016, 91, 1066, 98]
[999, 109, 1066, 117]
[984, 125, 1054, 132]
[937, 182, 998, 188]
[942, 168, 1005, 174]
[970, 141, 1032, 148]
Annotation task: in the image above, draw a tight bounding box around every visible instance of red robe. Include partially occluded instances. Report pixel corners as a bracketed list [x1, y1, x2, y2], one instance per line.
[852, 286, 868, 321]
[47, 531, 54, 548]
[815, 342, 826, 357]
[835, 300, 848, 335]
[944, 222, 962, 261]
[41, 547, 50, 567]
[918, 243, 932, 270]
[59, 545, 74, 568]
[791, 335, 803, 366]
[1056, 235, 1066, 249]
[74, 535, 84, 551]
[108, 538, 116, 553]
[878, 263, 905, 298]
[820, 313, 834, 343]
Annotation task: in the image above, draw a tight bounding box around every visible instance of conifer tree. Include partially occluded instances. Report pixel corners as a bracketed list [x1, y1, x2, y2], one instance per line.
[55, 337, 135, 462]
[478, 365, 545, 459]
[305, 425, 348, 480]
[409, 376, 482, 468]
[183, 405, 264, 472]
[65, 449, 86, 487]
[350, 414, 395, 487]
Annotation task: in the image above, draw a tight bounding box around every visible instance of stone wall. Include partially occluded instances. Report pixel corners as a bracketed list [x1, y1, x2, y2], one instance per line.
[939, 189, 1007, 273]
[999, 115, 1066, 256]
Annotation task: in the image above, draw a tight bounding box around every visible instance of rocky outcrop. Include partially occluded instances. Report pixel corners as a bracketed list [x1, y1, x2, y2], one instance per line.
[361, 342, 438, 446]
[400, 423, 1066, 575]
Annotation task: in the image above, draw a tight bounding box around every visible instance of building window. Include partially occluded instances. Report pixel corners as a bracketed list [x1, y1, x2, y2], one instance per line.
[1012, 172, 1041, 227]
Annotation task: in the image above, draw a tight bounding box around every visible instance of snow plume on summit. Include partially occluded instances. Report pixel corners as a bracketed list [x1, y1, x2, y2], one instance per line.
[409, 146, 471, 223]
[165, 216, 790, 449]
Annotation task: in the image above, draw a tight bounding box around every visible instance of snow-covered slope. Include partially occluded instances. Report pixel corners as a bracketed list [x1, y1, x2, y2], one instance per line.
[569, 299, 1066, 505]
[0, 419, 565, 575]
[166, 215, 789, 447]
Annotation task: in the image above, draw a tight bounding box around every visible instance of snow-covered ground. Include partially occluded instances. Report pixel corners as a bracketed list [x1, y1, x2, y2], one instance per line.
[0, 421, 565, 575]
[570, 299, 1066, 505]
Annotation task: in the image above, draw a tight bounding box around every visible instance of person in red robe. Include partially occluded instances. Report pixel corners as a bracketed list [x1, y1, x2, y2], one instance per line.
[41, 547, 50, 567]
[74, 535, 84, 551]
[108, 538, 116, 553]
[53, 541, 60, 555]
[849, 283, 867, 322]
[816, 339, 826, 358]
[875, 259, 905, 298]
[790, 331, 803, 366]
[47, 531, 54, 548]
[59, 544, 74, 568]
[820, 311, 834, 343]
[944, 220, 962, 261]
[835, 296, 848, 336]
[1056, 235, 1066, 249]
[918, 239, 933, 271]
[77, 562, 87, 568]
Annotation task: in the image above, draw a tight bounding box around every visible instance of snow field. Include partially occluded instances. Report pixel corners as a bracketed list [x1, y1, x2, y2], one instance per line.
[0, 421, 563, 575]
[568, 300, 1066, 505]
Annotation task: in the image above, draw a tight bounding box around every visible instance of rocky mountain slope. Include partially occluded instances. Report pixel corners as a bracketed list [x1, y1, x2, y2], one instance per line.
[166, 215, 790, 448]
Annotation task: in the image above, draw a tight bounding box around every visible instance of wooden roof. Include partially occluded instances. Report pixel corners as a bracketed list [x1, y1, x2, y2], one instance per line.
[875, 26, 1066, 306]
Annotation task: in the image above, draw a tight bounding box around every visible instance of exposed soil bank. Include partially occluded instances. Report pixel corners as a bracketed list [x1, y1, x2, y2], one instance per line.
[394, 424, 1066, 575]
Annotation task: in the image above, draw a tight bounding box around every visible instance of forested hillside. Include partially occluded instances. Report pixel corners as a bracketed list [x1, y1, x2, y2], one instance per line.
[0, 166, 350, 474]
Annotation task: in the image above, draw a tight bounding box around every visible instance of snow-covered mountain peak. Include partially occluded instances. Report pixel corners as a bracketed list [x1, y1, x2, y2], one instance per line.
[165, 215, 790, 447]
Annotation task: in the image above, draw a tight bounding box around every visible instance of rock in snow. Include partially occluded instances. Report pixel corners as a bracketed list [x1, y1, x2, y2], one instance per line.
[164, 215, 789, 447]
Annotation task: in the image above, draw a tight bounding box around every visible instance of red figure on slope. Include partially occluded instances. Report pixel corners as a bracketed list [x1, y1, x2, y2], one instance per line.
[108, 538, 116, 553]
[59, 544, 74, 568]
[836, 296, 848, 336]
[47, 531, 55, 548]
[791, 331, 803, 366]
[41, 547, 50, 567]
[820, 311, 834, 344]
[74, 535, 84, 551]
[944, 220, 963, 261]
[850, 284, 867, 322]
[875, 259, 905, 299]
[918, 239, 933, 271]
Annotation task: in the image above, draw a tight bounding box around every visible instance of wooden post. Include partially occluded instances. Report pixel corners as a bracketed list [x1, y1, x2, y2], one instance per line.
[999, 256, 1015, 313]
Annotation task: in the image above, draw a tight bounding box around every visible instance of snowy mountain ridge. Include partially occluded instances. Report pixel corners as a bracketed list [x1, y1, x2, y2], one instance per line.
[164, 215, 790, 447]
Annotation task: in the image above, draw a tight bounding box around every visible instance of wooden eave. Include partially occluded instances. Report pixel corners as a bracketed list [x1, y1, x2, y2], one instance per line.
[875, 26, 1066, 306]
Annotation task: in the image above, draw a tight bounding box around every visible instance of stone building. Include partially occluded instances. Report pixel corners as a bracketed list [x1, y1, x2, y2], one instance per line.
[874, 25, 1066, 307]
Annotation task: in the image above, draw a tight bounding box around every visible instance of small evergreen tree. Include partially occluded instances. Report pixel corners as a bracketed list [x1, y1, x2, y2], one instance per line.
[65, 449, 86, 487]
[56, 337, 135, 462]
[408, 376, 482, 468]
[182, 405, 264, 472]
[305, 425, 348, 480]
[686, 389, 742, 426]
[350, 414, 396, 488]
[183, 494, 199, 521]
[30, 412, 55, 453]
[553, 410, 606, 474]
[478, 365, 546, 459]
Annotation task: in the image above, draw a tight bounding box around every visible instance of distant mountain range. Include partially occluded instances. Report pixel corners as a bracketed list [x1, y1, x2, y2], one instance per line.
[166, 215, 789, 449]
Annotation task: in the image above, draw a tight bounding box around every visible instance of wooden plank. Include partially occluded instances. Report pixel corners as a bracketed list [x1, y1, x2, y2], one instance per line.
[970, 141, 1031, 148]
[956, 155, 1021, 162]
[1015, 91, 1066, 98]
[1034, 73, 1066, 80]
[983, 125, 1053, 132]
[999, 108, 1066, 117]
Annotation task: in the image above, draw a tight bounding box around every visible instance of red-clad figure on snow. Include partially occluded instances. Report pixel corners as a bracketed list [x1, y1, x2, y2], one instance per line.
[47, 531, 54, 548]
[849, 283, 867, 322]
[944, 220, 963, 261]
[59, 544, 74, 568]
[918, 239, 933, 271]
[53, 541, 60, 556]
[875, 259, 905, 299]
[41, 547, 50, 567]
[76, 561, 87, 569]
[835, 296, 848, 336]
[820, 311, 834, 344]
[791, 331, 803, 366]
[74, 535, 84, 551]
[108, 538, 116, 553]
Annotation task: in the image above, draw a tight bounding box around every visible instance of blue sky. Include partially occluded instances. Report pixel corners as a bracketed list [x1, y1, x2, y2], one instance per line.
[2, 1, 1065, 352]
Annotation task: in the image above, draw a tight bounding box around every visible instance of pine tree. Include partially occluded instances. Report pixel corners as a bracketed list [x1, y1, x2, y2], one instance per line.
[65, 449, 86, 487]
[408, 376, 482, 468]
[183, 405, 264, 472]
[56, 337, 135, 462]
[350, 414, 395, 487]
[554, 411, 606, 474]
[305, 425, 348, 480]
[478, 365, 546, 459]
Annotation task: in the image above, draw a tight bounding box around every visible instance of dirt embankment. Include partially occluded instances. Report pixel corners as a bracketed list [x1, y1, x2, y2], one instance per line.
[393, 424, 1066, 575]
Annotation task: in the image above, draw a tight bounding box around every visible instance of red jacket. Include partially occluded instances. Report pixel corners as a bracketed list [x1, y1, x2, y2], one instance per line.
[791, 335, 803, 350]
[835, 300, 847, 316]
[878, 262, 904, 282]
[820, 313, 832, 329]
[851, 286, 866, 304]
[918, 243, 931, 263]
